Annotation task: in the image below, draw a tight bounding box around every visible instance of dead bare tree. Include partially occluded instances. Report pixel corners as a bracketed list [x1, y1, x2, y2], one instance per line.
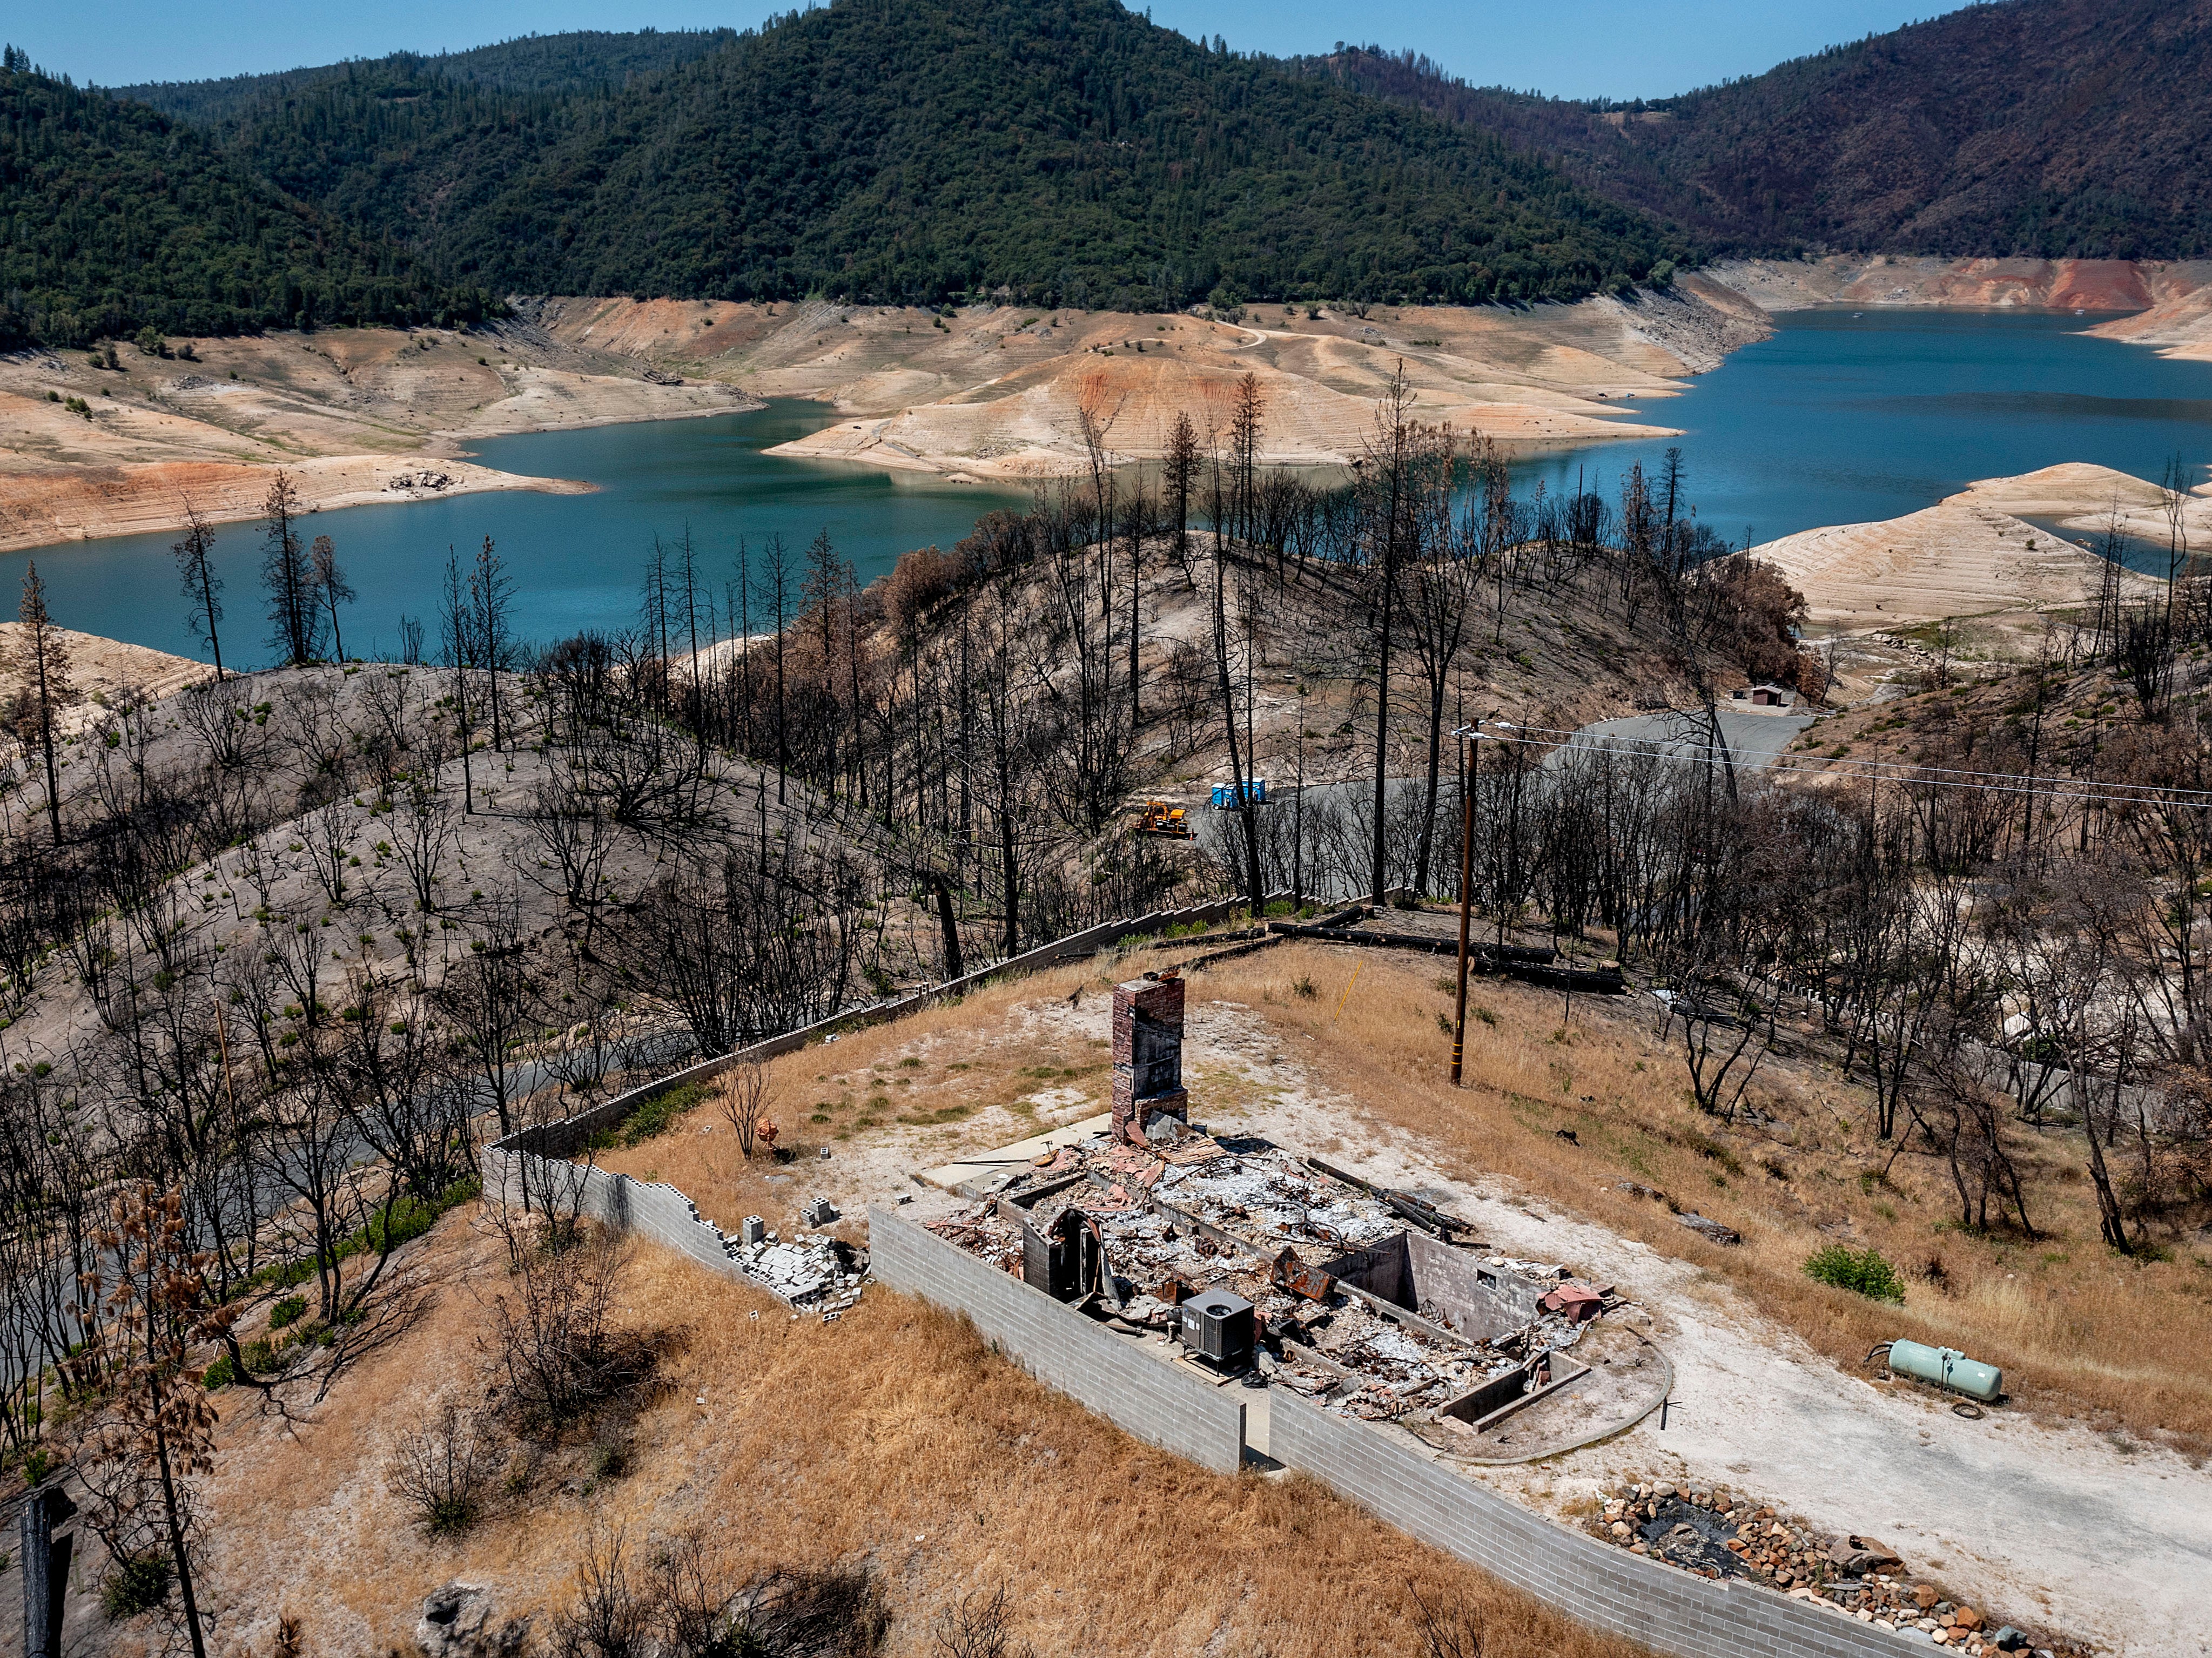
[386, 1400, 503, 1535]
[1407, 1581, 1487, 1658]
[11, 561, 75, 845]
[476, 1214, 647, 1437]
[718, 1057, 770, 1160]
[1658, 938, 1773, 1121]
[1918, 1033, 2039, 1237]
[550, 1521, 652, 1658]
[932, 1583, 1033, 1658]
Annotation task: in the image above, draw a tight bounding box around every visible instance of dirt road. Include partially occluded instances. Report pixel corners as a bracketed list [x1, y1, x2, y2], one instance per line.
[1194, 1001, 2211, 1658]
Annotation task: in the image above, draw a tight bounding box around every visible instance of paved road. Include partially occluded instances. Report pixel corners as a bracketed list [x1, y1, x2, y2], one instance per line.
[1559, 707, 1817, 772]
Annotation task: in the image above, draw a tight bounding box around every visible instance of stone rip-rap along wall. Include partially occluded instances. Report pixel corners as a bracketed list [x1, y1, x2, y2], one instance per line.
[1268, 1389, 1911, 1658]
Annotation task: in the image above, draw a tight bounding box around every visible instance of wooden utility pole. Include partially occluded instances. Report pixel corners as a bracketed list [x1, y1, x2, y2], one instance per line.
[1451, 720, 1480, 1084]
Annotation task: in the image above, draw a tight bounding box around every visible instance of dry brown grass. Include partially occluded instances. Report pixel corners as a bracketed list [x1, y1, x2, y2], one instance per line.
[1198, 942, 2212, 1454]
[189, 936, 2212, 1650]
[591, 974, 1127, 1239]
[601, 937, 2212, 1456]
[198, 1212, 1653, 1658]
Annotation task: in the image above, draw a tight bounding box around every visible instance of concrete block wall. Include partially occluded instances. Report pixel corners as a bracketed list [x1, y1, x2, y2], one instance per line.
[476, 1141, 769, 1291]
[869, 1208, 1247, 1475]
[574, 1168, 744, 1277]
[1268, 1391, 1907, 1658]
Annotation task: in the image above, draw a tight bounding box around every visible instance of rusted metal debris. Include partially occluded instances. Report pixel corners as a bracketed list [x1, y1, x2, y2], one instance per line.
[1270, 1246, 1337, 1302]
[1538, 1283, 1605, 1324]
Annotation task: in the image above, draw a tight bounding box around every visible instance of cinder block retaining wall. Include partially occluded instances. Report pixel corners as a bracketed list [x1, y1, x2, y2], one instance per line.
[870, 1217, 1900, 1654]
[868, 1209, 1247, 1475]
[1268, 1391, 1905, 1658]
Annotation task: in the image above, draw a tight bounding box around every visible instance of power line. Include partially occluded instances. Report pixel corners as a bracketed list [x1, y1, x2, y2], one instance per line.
[1482, 723, 2212, 811]
[1522, 722, 2212, 801]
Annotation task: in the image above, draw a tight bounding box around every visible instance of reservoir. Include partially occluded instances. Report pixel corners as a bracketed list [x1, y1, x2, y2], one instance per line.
[4, 401, 1031, 667]
[11, 309, 2212, 667]
[1517, 307, 2212, 555]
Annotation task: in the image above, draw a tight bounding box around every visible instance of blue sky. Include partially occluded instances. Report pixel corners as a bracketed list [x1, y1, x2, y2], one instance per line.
[17, 0, 1964, 100]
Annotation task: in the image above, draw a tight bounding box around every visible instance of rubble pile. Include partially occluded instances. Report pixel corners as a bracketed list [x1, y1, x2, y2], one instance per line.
[924, 1212, 1022, 1273]
[729, 1230, 864, 1316]
[1268, 1296, 1509, 1420]
[1147, 1144, 1404, 1251]
[934, 1125, 1605, 1425]
[1591, 1478, 2074, 1656]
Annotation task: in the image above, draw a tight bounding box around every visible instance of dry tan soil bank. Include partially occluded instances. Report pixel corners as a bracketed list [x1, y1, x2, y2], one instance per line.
[1756, 463, 2198, 630]
[0, 623, 204, 716]
[1706, 255, 2212, 316]
[535, 282, 1768, 480]
[0, 323, 756, 554]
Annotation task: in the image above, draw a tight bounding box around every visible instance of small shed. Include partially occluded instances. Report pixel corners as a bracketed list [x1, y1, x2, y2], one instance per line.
[1732, 683, 1797, 708]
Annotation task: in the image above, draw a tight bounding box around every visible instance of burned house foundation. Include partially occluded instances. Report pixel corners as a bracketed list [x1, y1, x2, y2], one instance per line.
[868, 969, 1930, 1658]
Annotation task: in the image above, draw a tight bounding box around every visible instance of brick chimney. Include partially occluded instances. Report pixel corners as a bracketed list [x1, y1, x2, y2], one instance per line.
[1111, 970, 1188, 1145]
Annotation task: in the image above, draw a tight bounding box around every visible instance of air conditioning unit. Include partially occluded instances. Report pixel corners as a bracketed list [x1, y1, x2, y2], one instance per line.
[1181, 1289, 1255, 1365]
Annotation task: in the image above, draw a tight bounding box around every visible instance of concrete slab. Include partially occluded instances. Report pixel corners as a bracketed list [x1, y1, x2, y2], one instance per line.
[917, 1112, 1112, 1197]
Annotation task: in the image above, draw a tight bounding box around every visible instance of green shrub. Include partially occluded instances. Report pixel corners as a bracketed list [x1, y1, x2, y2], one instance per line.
[244, 1174, 480, 1295]
[102, 1552, 172, 1618]
[622, 1081, 708, 1146]
[201, 1355, 236, 1390]
[268, 1294, 308, 1330]
[241, 1335, 282, 1376]
[1804, 1245, 1906, 1304]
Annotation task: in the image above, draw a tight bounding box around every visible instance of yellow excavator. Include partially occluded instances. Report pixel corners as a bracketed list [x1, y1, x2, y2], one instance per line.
[1134, 801, 1194, 840]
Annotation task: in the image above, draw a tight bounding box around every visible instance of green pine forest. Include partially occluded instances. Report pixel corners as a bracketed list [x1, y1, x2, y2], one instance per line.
[4, 1, 1689, 349]
[0, 50, 495, 348]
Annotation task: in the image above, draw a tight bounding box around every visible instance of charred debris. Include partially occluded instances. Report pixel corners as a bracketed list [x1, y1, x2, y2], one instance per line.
[926, 972, 1629, 1438]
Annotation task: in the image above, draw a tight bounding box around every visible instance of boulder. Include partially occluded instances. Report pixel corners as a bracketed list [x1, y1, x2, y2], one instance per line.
[1828, 1534, 1904, 1575]
[418, 1583, 528, 1658]
[1675, 1211, 1743, 1245]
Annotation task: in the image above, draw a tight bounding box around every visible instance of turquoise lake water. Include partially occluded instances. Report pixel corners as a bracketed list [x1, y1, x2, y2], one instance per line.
[1517, 307, 2212, 557]
[4, 400, 1029, 666]
[11, 309, 2212, 667]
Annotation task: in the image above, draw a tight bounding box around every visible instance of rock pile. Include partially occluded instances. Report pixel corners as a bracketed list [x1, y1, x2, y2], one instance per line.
[1591, 1478, 2075, 1656]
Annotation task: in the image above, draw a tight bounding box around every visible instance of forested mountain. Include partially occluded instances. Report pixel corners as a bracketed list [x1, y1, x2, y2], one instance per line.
[115, 28, 741, 124]
[0, 51, 494, 347]
[116, 1, 1685, 312]
[1315, 0, 2212, 260]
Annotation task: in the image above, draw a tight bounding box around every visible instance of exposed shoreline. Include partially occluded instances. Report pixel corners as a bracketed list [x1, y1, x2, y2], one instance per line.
[1705, 254, 2212, 316]
[9, 257, 2212, 556]
[1756, 462, 2205, 632]
[0, 455, 599, 556]
[0, 322, 766, 557]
